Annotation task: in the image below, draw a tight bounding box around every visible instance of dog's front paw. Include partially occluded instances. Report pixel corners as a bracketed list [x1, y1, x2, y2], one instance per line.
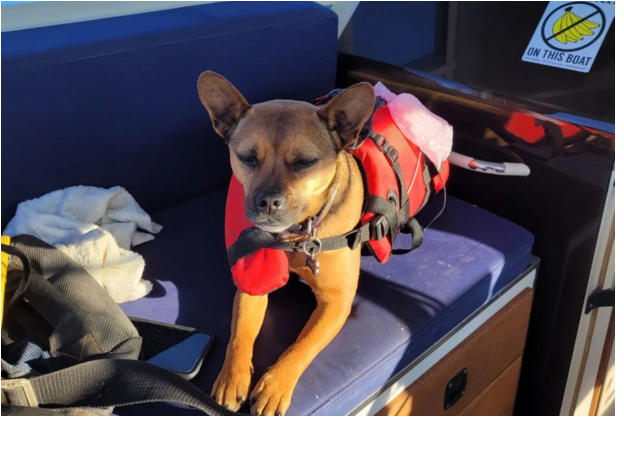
[249, 365, 298, 416]
[211, 356, 254, 412]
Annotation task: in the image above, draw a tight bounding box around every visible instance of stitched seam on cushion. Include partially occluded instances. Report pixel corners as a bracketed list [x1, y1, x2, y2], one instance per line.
[2, 18, 337, 70]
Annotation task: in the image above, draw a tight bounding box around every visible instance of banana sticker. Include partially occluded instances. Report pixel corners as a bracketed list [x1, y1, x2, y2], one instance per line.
[522, 1, 614, 73]
[552, 6, 599, 44]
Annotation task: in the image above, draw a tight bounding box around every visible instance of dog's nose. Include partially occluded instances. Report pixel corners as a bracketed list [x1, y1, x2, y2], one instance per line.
[255, 192, 286, 214]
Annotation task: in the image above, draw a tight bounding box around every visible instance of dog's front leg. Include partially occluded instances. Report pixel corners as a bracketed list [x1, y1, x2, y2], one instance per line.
[249, 294, 352, 416]
[212, 289, 268, 412]
[250, 250, 359, 416]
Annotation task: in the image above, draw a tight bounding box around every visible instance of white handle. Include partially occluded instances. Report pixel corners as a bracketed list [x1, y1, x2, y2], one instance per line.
[502, 162, 531, 176]
[448, 152, 530, 176]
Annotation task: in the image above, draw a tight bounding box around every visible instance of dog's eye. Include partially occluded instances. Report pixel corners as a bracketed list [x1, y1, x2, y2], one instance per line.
[237, 153, 258, 168]
[290, 158, 319, 171]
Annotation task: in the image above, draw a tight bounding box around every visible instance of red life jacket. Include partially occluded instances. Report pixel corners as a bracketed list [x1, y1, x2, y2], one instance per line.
[352, 104, 449, 263]
[504, 112, 585, 144]
[503, 111, 614, 146]
[225, 102, 449, 295]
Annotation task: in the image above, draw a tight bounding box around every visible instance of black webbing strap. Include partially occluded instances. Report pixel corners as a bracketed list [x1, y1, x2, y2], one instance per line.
[313, 222, 372, 252]
[227, 222, 374, 266]
[1, 358, 240, 416]
[419, 161, 432, 213]
[368, 129, 409, 216]
[365, 195, 400, 245]
[541, 120, 588, 156]
[387, 156, 431, 255]
[392, 217, 424, 255]
[226, 228, 292, 266]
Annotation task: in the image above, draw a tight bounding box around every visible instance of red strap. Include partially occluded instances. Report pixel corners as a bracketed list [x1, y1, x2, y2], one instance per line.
[433, 159, 450, 192]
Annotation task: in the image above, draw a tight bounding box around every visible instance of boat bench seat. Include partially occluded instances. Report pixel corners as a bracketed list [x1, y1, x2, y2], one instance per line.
[1, 1, 535, 415]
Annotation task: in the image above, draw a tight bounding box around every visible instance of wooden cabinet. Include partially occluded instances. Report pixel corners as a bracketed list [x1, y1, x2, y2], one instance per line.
[378, 288, 533, 415]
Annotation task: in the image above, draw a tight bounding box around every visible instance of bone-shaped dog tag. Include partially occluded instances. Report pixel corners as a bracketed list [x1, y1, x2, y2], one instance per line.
[306, 254, 320, 276]
[304, 218, 321, 276]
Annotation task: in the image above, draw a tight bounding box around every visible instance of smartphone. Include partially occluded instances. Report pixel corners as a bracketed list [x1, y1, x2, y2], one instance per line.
[130, 317, 215, 380]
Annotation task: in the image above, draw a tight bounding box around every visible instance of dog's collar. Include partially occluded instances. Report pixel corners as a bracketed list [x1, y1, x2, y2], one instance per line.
[272, 184, 338, 275]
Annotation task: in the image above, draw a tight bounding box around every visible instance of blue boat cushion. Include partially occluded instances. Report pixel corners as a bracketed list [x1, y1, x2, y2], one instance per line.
[120, 190, 534, 415]
[1, 1, 337, 224]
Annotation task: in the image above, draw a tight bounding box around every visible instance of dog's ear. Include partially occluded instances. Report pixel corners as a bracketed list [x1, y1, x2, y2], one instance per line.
[317, 82, 376, 149]
[197, 71, 250, 141]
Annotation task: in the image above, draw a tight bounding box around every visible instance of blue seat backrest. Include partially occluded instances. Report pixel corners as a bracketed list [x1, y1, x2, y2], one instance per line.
[1, 2, 337, 225]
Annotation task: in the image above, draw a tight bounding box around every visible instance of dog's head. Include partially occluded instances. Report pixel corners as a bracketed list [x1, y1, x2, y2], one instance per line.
[197, 71, 375, 233]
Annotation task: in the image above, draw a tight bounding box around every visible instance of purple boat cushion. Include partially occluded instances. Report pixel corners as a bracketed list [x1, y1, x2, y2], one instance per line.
[119, 188, 533, 415]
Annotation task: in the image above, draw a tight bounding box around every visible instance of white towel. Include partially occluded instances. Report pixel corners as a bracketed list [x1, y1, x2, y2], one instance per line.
[3, 186, 163, 303]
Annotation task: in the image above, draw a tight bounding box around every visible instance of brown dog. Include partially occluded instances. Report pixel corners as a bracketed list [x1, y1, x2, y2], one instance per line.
[197, 71, 375, 415]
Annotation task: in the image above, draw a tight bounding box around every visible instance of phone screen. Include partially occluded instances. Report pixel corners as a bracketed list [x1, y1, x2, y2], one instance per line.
[147, 333, 214, 376]
[130, 317, 215, 380]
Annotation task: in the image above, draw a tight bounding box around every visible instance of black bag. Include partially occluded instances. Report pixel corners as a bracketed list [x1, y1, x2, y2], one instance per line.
[1, 235, 233, 416]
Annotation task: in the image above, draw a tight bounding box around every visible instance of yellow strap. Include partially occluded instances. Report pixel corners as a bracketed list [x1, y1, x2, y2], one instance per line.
[1, 235, 11, 326]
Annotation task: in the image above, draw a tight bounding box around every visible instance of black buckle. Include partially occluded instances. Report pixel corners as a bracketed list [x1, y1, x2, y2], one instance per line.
[371, 215, 390, 241]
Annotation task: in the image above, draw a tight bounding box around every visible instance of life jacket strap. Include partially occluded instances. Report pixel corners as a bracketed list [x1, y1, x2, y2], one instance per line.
[226, 221, 375, 267]
[368, 129, 410, 217]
